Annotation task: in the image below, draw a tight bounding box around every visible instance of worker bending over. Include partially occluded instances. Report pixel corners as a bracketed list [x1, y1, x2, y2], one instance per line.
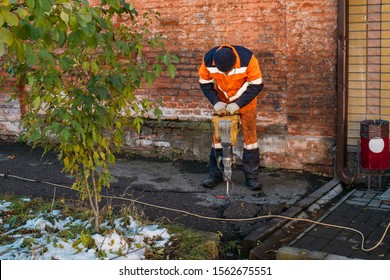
[198, 45, 264, 190]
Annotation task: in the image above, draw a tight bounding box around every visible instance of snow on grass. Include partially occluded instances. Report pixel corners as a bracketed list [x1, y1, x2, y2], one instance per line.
[0, 201, 12, 212]
[0, 199, 171, 260]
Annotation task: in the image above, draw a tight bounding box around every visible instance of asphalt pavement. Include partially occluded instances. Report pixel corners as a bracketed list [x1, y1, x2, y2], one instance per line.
[0, 143, 389, 260]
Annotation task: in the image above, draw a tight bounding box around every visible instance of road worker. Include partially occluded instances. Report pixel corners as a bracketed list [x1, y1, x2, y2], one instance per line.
[198, 45, 264, 190]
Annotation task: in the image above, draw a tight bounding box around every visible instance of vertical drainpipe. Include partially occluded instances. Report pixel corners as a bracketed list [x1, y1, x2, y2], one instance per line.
[336, 0, 354, 185]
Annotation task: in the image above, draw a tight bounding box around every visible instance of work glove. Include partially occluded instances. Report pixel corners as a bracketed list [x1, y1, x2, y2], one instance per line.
[213, 101, 227, 115]
[226, 103, 240, 115]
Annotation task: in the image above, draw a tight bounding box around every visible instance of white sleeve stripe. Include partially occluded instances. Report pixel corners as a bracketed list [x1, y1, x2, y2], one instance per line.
[199, 78, 215, 84]
[228, 82, 249, 102]
[218, 81, 257, 102]
[248, 77, 263, 85]
[217, 85, 230, 100]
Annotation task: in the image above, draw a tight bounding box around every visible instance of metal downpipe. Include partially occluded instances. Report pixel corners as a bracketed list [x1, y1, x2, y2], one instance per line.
[336, 0, 354, 185]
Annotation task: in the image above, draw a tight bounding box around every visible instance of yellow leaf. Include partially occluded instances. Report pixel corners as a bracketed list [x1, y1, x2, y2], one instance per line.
[0, 27, 13, 46]
[60, 11, 69, 24]
[64, 157, 69, 167]
[1, 9, 18, 26]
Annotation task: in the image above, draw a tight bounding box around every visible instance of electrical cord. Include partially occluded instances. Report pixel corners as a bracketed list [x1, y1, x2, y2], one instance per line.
[1, 172, 389, 252]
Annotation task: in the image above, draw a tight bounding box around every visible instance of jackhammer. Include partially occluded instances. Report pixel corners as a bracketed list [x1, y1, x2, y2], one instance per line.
[211, 113, 240, 196]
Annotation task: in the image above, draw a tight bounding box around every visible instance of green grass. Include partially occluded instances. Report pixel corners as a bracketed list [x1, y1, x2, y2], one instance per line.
[149, 224, 221, 260]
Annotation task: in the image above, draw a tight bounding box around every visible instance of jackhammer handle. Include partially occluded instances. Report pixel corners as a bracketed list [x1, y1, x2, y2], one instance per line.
[212, 112, 241, 117]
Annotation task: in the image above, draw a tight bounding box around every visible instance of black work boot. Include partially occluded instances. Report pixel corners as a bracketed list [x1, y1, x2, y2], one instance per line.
[203, 148, 224, 188]
[242, 148, 261, 190]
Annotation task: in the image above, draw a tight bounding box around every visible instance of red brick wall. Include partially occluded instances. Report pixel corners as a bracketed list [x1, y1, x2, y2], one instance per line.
[0, 0, 338, 175]
[129, 0, 338, 175]
[0, 55, 22, 140]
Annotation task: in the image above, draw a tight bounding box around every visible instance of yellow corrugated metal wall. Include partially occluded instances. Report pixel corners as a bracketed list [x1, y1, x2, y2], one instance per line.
[348, 0, 390, 145]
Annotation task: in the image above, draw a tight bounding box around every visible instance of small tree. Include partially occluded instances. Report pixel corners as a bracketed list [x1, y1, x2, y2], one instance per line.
[1, 0, 178, 232]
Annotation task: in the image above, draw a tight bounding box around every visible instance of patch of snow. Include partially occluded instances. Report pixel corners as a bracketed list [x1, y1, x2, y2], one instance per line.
[0, 201, 12, 212]
[0, 200, 171, 260]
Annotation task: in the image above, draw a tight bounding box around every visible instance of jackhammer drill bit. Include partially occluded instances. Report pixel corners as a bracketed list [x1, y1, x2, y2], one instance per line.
[212, 114, 240, 197]
[221, 143, 233, 196]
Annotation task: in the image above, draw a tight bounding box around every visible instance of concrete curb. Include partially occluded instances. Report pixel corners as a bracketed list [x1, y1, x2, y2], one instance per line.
[242, 178, 343, 258]
[275, 246, 360, 260]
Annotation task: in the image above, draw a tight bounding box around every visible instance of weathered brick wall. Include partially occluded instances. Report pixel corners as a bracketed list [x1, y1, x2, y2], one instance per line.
[0, 0, 338, 176]
[126, 0, 338, 175]
[0, 56, 21, 141]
